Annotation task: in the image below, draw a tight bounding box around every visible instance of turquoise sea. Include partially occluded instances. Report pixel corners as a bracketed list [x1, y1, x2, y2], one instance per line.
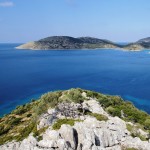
[0, 44, 150, 116]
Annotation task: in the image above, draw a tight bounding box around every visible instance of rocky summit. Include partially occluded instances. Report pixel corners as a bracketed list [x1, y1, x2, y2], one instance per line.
[0, 89, 150, 150]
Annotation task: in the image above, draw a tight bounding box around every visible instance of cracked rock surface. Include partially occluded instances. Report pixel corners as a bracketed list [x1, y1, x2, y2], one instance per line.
[0, 99, 150, 150]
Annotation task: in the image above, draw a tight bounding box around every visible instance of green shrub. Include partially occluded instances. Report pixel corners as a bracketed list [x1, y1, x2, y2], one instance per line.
[144, 119, 150, 130]
[86, 112, 108, 121]
[0, 124, 11, 136]
[127, 124, 147, 141]
[126, 124, 133, 132]
[67, 89, 84, 103]
[122, 148, 138, 150]
[0, 135, 14, 145]
[12, 105, 27, 115]
[34, 92, 61, 115]
[26, 114, 32, 117]
[86, 90, 100, 98]
[37, 135, 43, 141]
[9, 117, 22, 126]
[16, 121, 36, 141]
[106, 106, 121, 117]
[31, 99, 36, 102]
[33, 126, 48, 137]
[52, 119, 81, 130]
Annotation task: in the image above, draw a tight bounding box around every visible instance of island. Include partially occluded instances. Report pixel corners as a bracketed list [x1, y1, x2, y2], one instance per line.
[0, 88, 150, 150]
[16, 36, 121, 50]
[16, 36, 150, 51]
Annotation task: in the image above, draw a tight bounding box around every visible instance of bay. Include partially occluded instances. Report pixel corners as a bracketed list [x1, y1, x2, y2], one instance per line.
[0, 44, 150, 116]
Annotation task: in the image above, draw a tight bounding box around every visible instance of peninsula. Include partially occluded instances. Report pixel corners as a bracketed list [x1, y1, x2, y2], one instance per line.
[0, 88, 150, 150]
[124, 37, 150, 50]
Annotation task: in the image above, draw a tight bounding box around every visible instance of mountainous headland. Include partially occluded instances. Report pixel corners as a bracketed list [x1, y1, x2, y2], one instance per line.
[0, 88, 150, 150]
[123, 37, 150, 50]
[16, 36, 150, 51]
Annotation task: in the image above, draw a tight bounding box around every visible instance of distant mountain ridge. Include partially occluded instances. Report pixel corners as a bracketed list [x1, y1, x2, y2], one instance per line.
[16, 36, 150, 50]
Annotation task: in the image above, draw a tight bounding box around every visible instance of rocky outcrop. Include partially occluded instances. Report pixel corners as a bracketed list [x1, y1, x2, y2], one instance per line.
[1, 117, 150, 150]
[1, 99, 150, 150]
[16, 36, 120, 50]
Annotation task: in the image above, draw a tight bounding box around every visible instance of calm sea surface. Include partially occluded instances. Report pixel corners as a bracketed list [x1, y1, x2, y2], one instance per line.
[0, 44, 150, 116]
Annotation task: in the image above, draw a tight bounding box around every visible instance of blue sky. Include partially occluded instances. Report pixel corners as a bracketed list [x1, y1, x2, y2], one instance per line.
[0, 0, 150, 43]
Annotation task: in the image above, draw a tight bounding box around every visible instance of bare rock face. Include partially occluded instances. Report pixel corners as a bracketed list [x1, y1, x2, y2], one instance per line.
[1, 117, 150, 150]
[82, 99, 108, 116]
[1, 99, 150, 150]
[59, 125, 77, 149]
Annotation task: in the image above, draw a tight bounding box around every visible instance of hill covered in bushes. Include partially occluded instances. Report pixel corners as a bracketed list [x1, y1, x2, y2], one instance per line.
[0, 88, 150, 149]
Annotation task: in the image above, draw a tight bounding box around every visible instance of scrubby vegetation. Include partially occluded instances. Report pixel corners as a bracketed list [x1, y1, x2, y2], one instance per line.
[85, 89, 150, 131]
[122, 148, 138, 150]
[52, 119, 81, 130]
[0, 88, 85, 145]
[85, 112, 108, 121]
[126, 124, 147, 141]
[0, 88, 150, 145]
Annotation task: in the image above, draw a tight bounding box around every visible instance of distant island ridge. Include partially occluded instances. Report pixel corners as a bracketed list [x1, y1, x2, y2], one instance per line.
[16, 36, 150, 50]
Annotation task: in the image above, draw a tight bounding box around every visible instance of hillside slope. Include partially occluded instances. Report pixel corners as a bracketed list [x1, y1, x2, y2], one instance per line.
[124, 37, 150, 50]
[0, 89, 150, 150]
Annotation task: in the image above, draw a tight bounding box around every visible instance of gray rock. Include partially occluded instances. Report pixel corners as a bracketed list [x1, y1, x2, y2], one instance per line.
[59, 125, 77, 149]
[1, 99, 150, 150]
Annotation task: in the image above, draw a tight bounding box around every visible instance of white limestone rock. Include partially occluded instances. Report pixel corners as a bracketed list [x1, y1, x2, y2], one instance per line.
[82, 100, 108, 116]
[59, 124, 77, 149]
[1, 99, 150, 150]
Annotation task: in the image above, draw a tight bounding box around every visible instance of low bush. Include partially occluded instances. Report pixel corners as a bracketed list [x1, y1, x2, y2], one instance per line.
[12, 105, 27, 115]
[33, 126, 48, 137]
[122, 148, 138, 150]
[106, 106, 121, 117]
[0, 124, 11, 136]
[86, 112, 108, 121]
[37, 135, 43, 141]
[26, 114, 32, 117]
[67, 88, 85, 103]
[9, 118, 22, 126]
[144, 118, 150, 130]
[52, 119, 81, 130]
[126, 124, 147, 141]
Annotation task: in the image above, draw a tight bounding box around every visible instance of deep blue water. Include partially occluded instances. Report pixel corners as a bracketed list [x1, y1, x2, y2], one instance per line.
[0, 44, 150, 116]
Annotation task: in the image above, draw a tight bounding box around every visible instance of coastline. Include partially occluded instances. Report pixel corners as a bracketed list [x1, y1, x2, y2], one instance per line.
[15, 46, 144, 51]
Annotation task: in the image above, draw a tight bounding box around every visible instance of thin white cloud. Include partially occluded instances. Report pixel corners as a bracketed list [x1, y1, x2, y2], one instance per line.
[0, 1, 14, 7]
